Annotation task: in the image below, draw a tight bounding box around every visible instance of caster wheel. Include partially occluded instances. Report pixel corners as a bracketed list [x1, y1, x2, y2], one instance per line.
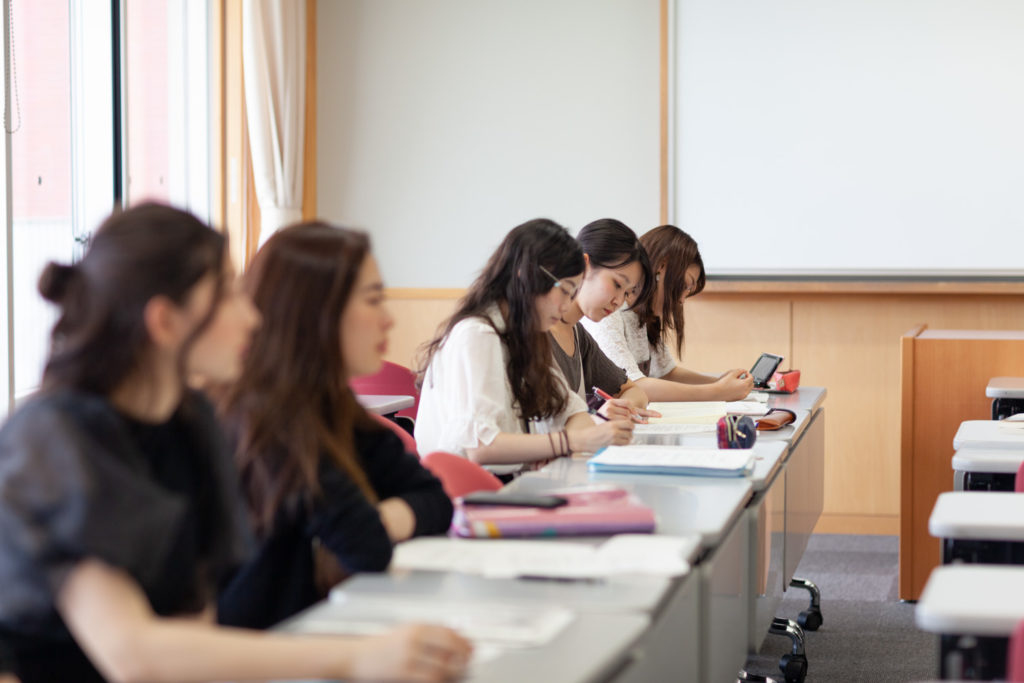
[797, 607, 823, 631]
[779, 653, 807, 683]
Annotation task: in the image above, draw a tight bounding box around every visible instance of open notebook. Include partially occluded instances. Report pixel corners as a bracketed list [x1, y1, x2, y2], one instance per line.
[588, 445, 755, 477]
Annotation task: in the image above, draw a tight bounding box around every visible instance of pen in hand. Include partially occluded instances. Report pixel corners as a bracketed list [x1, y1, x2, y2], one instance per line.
[592, 386, 648, 424]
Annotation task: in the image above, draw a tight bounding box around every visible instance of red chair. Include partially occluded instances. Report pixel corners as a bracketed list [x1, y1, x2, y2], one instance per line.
[1008, 619, 1024, 680]
[371, 413, 418, 457]
[421, 451, 503, 500]
[350, 361, 420, 421]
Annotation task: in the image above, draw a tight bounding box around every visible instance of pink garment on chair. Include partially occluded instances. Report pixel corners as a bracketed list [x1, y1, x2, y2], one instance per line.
[1008, 619, 1024, 680]
[371, 413, 418, 457]
[350, 361, 420, 420]
[421, 451, 503, 500]
[1015, 460, 1024, 493]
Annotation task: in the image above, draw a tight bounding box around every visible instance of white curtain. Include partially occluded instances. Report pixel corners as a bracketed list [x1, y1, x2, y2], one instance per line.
[242, 0, 305, 246]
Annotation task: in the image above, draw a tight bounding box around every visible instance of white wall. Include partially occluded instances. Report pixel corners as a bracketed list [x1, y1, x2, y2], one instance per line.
[317, 0, 661, 288]
[674, 0, 1024, 277]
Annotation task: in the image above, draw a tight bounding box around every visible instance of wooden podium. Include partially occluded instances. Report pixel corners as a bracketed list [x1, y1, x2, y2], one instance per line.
[900, 326, 1024, 600]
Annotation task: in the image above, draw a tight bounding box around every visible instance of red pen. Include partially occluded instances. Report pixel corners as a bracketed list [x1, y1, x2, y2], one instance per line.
[593, 386, 615, 402]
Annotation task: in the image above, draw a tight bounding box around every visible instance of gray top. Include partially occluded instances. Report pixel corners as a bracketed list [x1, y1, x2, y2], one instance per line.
[551, 323, 628, 401]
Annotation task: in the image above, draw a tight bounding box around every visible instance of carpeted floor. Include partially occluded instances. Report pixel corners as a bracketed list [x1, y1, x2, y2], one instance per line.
[741, 534, 937, 683]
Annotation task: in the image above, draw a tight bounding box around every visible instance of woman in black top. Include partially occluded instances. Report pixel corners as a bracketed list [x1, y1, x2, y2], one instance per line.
[217, 222, 454, 629]
[0, 204, 470, 682]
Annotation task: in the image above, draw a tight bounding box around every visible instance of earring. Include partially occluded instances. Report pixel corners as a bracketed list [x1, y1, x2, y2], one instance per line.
[656, 273, 661, 282]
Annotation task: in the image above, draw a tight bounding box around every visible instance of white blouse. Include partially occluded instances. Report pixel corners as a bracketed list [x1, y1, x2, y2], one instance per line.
[580, 308, 676, 382]
[414, 307, 588, 466]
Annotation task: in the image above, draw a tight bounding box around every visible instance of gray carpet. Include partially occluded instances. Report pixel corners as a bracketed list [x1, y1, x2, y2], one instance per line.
[741, 534, 937, 683]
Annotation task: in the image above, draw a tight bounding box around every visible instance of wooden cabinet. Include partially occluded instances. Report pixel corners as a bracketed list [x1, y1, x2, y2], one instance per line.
[899, 327, 1024, 600]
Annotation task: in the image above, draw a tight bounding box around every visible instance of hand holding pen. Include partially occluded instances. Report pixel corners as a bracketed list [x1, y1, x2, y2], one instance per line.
[593, 387, 661, 424]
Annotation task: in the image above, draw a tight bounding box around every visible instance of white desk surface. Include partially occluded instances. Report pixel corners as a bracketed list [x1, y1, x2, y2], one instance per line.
[916, 564, 1024, 636]
[277, 599, 648, 683]
[355, 394, 414, 415]
[929, 491, 1024, 540]
[953, 420, 1024, 451]
[330, 567, 677, 616]
[509, 457, 753, 547]
[952, 448, 1024, 474]
[987, 377, 1024, 399]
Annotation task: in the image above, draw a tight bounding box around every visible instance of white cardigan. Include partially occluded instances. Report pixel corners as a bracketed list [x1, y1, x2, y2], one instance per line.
[415, 307, 588, 467]
[580, 308, 676, 382]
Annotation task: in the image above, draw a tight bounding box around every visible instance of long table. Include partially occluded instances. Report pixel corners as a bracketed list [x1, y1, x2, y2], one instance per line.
[278, 387, 827, 683]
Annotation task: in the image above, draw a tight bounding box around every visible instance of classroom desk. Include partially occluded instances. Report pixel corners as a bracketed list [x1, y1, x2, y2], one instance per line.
[987, 376, 1024, 420]
[916, 565, 1024, 679]
[952, 420, 1024, 451]
[355, 394, 414, 416]
[510, 461, 753, 683]
[929, 491, 1024, 564]
[276, 599, 649, 683]
[952, 448, 1023, 492]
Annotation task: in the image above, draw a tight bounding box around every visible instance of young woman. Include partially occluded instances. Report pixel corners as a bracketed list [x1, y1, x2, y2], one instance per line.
[581, 224, 753, 402]
[0, 204, 469, 683]
[549, 219, 655, 416]
[216, 223, 454, 630]
[415, 219, 634, 473]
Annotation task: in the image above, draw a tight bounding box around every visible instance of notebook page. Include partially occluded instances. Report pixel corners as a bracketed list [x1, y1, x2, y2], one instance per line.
[592, 445, 754, 472]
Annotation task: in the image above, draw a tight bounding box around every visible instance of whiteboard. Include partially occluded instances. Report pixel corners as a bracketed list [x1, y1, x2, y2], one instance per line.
[672, 0, 1024, 278]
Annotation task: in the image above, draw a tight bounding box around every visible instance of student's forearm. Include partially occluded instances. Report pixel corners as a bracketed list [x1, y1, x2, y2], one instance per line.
[465, 432, 567, 465]
[634, 376, 725, 402]
[618, 384, 649, 410]
[662, 366, 716, 384]
[377, 498, 416, 543]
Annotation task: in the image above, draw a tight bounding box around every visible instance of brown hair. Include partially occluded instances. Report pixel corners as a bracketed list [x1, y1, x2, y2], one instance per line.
[38, 202, 226, 395]
[216, 222, 379, 534]
[631, 225, 706, 356]
[418, 218, 585, 421]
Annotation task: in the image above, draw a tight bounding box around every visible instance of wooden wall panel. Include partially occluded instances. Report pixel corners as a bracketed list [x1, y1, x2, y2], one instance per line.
[383, 297, 460, 371]
[678, 297, 791, 378]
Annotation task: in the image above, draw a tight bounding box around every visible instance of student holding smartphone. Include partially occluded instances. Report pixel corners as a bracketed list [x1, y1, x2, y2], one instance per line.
[0, 204, 469, 683]
[549, 218, 657, 419]
[415, 219, 634, 475]
[582, 225, 753, 402]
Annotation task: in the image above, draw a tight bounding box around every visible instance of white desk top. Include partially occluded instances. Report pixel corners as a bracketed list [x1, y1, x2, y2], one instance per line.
[916, 564, 1024, 635]
[929, 491, 1024, 540]
[355, 394, 414, 415]
[953, 420, 1024, 451]
[509, 457, 753, 547]
[987, 377, 1024, 399]
[952, 448, 1024, 474]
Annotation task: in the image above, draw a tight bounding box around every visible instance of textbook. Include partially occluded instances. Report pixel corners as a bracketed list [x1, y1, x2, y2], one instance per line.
[588, 445, 756, 477]
[452, 485, 656, 538]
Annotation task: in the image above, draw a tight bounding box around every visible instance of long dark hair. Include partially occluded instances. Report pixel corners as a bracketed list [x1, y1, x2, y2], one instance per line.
[577, 218, 654, 309]
[38, 202, 226, 395]
[631, 225, 706, 356]
[216, 222, 379, 534]
[418, 219, 584, 421]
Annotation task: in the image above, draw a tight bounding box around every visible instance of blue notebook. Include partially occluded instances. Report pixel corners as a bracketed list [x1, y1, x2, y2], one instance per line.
[588, 445, 755, 477]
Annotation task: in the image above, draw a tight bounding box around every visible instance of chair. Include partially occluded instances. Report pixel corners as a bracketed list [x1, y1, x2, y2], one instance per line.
[1008, 619, 1024, 680]
[371, 413, 418, 457]
[421, 451, 502, 499]
[1016, 460, 1024, 493]
[350, 361, 420, 421]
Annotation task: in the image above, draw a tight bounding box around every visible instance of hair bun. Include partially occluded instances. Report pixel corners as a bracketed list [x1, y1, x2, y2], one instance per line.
[38, 262, 80, 303]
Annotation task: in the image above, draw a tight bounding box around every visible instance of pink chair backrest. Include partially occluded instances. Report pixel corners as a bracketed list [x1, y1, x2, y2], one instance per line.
[1015, 460, 1024, 493]
[371, 413, 418, 457]
[421, 451, 503, 500]
[350, 361, 420, 420]
[1008, 619, 1024, 680]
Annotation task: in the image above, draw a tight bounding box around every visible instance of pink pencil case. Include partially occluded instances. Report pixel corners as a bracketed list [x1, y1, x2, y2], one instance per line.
[452, 486, 656, 538]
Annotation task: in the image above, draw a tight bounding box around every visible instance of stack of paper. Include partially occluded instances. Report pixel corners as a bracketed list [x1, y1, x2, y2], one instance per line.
[588, 445, 755, 477]
[646, 401, 727, 424]
[390, 534, 696, 580]
[724, 400, 771, 416]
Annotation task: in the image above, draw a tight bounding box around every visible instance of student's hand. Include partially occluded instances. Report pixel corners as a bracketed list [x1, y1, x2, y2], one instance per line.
[572, 420, 634, 452]
[597, 398, 633, 422]
[631, 407, 661, 423]
[352, 623, 472, 682]
[714, 369, 754, 400]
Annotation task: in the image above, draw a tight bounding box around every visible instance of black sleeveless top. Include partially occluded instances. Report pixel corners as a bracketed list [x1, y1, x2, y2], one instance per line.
[0, 389, 250, 682]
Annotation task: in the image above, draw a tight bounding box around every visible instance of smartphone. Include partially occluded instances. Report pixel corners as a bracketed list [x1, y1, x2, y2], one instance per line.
[750, 353, 784, 388]
[460, 491, 569, 508]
